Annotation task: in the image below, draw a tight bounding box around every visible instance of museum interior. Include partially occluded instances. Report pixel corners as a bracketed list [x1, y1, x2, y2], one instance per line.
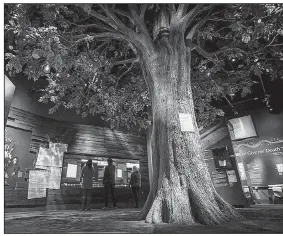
[4, 72, 283, 211]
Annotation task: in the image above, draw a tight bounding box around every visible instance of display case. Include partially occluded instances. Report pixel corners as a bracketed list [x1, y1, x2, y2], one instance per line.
[62, 155, 140, 188]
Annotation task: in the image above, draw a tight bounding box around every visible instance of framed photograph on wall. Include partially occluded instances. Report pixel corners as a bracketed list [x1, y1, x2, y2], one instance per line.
[212, 147, 233, 170]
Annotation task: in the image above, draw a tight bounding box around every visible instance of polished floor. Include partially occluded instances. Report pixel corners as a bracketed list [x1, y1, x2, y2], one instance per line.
[4, 206, 283, 234]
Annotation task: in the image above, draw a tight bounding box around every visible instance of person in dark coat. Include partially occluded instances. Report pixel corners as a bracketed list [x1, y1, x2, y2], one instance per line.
[129, 166, 141, 208]
[102, 158, 117, 209]
[81, 159, 95, 210]
[6, 157, 20, 177]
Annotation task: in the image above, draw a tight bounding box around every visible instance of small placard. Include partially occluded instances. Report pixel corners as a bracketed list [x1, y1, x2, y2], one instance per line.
[66, 164, 78, 178]
[179, 113, 195, 132]
[226, 170, 238, 183]
[17, 171, 23, 178]
[117, 169, 123, 178]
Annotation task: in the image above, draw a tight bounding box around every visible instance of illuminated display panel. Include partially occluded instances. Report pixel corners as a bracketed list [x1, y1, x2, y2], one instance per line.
[66, 164, 77, 178]
[228, 115, 257, 141]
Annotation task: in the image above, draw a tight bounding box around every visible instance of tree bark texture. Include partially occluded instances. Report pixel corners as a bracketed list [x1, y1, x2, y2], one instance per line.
[138, 30, 244, 225]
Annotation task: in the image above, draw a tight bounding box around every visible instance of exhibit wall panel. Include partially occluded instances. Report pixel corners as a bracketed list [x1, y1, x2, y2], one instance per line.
[204, 137, 246, 207]
[5, 75, 15, 125]
[5, 107, 148, 187]
[232, 109, 283, 187]
[6, 107, 147, 159]
[5, 106, 148, 208]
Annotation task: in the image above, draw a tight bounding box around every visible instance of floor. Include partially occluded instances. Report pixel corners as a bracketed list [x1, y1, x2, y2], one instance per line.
[4, 206, 283, 234]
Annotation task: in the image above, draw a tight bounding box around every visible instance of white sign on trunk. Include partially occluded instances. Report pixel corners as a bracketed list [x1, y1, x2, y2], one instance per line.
[179, 113, 195, 132]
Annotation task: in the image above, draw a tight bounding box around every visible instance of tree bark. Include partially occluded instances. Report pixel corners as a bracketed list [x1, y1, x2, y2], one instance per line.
[138, 30, 244, 225]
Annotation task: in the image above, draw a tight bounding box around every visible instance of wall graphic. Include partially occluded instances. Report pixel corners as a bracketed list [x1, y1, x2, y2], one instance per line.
[35, 143, 68, 168]
[28, 143, 67, 199]
[234, 138, 283, 186]
[28, 170, 49, 199]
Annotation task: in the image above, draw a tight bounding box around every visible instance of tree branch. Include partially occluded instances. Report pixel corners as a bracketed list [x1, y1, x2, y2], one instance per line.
[114, 8, 135, 24]
[186, 19, 206, 41]
[255, 35, 283, 53]
[193, 44, 220, 65]
[99, 4, 139, 39]
[80, 5, 119, 30]
[177, 4, 189, 18]
[128, 4, 154, 49]
[180, 4, 204, 29]
[190, 43, 232, 76]
[213, 47, 249, 56]
[207, 17, 236, 22]
[258, 57, 283, 61]
[186, 5, 214, 40]
[94, 40, 110, 53]
[80, 4, 150, 52]
[77, 22, 116, 32]
[111, 57, 139, 66]
[71, 32, 135, 44]
[115, 62, 136, 88]
[168, 4, 177, 19]
[140, 4, 147, 19]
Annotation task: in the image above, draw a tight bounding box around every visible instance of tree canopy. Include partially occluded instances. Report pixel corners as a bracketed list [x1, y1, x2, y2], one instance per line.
[5, 4, 283, 129]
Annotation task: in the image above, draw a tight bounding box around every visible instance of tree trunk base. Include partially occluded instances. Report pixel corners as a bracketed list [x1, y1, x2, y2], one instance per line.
[139, 176, 245, 225]
[145, 177, 195, 225]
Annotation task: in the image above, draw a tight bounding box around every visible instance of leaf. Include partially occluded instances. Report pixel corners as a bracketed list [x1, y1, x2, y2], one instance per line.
[254, 22, 264, 33]
[54, 54, 63, 71]
[231, 22, 245, 32]
[32, 49, 41, 59]
[207, 34, 213, 40]
[270, 71, 277, 81]
[215, 109, 225, 116]
[47, 51, 55, 61]
[254, 66, 263, 78]
[277, 28, 283, 36]
[242, 33, 251, 43]
[81, 4, 92, 14]
[241, 86, 251, 97]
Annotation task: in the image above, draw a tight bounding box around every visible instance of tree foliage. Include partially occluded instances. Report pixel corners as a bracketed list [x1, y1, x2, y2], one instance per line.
[4, 129, 15, 172]
[5, 4, 283, 129]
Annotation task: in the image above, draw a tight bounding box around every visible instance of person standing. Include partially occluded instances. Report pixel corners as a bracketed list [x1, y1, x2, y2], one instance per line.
[129, 166, 141, 208]
[103, 158, 117, 209]
[81, 159, 95, 210]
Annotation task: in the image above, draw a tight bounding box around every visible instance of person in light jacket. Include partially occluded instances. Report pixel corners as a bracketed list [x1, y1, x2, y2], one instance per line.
[102, 158, 117, 209]
[129, 166, 141, 208]
[81, 159, 95, 210]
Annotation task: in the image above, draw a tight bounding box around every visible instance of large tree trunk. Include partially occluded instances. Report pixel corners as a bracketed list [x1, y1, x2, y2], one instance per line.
[138, 30, 244, 225]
